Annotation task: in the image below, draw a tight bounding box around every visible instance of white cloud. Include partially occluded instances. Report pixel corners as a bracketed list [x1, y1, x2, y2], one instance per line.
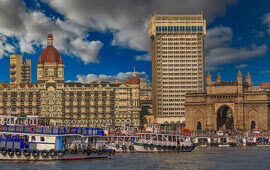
[75, 71, 149, 83]
[47, 0, 237, 52]
[135, 54, 151, 61]
[263, 13, 270, 33]
[261, 70, 270, 74]
[235, 64, 248, 69]
[205, 26, 233, 50]
[0, 34, 16, 59]
[205, 26, 268, 68]
[68, 39, 103, 64]
[0, 0, 103, 63]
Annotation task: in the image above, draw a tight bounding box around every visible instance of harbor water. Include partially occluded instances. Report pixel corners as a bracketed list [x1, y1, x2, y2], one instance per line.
[1, 147, 269, 170]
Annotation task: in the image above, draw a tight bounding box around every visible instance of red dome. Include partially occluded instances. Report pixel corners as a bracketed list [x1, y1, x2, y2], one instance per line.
[124, 75, 140, 85]
[48, 33, 53, 38]
[38, 34, 63, 64]
[38, 46, 63, 64]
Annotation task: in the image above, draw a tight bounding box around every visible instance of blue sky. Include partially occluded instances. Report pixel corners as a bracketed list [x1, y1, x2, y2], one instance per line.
[0, 0, 269, 85]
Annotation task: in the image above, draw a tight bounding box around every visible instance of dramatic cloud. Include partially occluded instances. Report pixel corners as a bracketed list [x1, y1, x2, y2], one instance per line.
[0, 34, 16, 59]
[235, 64, 248, 69]
[47, 0, 237, 52]
[0, 0, 103, 63]
[75, 71, 149, 83]
[135, 54, 151, 61]
[205, 26, 268, 68]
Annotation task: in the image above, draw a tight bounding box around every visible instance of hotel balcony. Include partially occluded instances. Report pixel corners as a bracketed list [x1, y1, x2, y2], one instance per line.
[81, 114, 87, 119]
[98, 107, 102, 113]
[10, 71, 16, 75]
[9, 64, 16, 69]
[10, 78, 16, 82]
[90, 108, 95, 113]
[105, 107, 111, 113]
[106, 101, 111, 106]
[65, 114, 71, 119]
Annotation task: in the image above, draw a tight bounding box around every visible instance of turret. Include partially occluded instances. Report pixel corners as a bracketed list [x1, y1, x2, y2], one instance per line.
[246, 72, 252, 86]
[47, 33, 53, 46]
[237, 70, 243, 84]
[216, 73, 221, 83]
[206, 72, 212, 85]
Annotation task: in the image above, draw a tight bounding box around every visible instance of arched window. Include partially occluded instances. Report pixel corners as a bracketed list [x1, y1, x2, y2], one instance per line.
[197, 121, 202, 131]
[251, 120, 256, 130]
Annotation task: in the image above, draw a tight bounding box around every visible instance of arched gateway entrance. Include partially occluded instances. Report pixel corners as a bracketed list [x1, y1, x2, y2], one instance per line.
[217, 105, 234, 130]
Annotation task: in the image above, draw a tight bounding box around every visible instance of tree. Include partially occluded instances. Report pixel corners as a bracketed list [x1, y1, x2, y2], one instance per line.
[139, 108, 149, 128]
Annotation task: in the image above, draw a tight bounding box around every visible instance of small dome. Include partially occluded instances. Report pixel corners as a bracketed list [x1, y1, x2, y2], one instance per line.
[124, 75, 140, 85]
[38, 46, 62, 64]
[47, 33, 53, 39]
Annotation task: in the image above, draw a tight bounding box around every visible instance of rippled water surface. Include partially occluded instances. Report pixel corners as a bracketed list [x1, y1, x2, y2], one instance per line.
[1, 147, 270, 170]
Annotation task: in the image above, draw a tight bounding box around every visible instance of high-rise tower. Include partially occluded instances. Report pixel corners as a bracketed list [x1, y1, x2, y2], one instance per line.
[9, 54, 31, 84]
[148, 13, 206, 123]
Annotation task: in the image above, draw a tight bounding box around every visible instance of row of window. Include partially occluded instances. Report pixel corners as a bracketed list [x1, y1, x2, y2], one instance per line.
[156, 26, 203, 32]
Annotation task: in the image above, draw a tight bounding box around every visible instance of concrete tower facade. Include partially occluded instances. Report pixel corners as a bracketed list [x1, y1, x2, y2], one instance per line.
[9, 54, 31, 84]
[148, 13, 206, 124]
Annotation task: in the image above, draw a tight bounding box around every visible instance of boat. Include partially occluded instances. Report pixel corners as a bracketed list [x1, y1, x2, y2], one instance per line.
[132, 124, 194, 152]
[133, 132, 193, 152]
[106, 134, 138, 153]
[0, 124, 114, 161]
[193, 136, 211, 147]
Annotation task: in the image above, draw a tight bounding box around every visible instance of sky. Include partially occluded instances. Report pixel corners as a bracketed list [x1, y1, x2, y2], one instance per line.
[0, 0, 269, 85]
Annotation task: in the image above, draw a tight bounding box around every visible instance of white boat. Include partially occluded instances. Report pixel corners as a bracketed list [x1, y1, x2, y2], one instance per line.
[194, 137, 211, 147]
[107, 135, 138, 153]
[133, 132, 194, 152]
[132, 124, 194, 152]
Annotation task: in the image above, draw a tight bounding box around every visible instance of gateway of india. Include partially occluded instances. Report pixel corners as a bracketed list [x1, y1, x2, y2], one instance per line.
[185, 71, 270, 131]
[0, 34, 141, 130]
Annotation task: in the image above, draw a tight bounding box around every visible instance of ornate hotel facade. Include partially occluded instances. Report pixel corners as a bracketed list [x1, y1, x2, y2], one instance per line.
[0, 34, 140, 130]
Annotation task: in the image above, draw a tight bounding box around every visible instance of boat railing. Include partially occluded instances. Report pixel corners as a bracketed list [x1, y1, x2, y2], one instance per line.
[0, 125, 105, 136]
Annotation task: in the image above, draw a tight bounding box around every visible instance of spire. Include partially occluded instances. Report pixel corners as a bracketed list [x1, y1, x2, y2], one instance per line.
[237, 69, 242, 77]
[47, 33, 53, 46]
[206, 72, 212, 85]
[246, 72, 251, 78]
[237, 70, 243, 84]
[246, 72, 252, 86]
[216, 73, 221, 83]
[133, 66, 136, 77]
[207, 72, 212, 78]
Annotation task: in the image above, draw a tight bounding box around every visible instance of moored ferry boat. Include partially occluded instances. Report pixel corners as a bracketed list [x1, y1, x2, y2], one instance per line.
[193, 137, 211, 147]
[0, 124, 114, 161]
[133, 132, 194, 152]
[133, 124, 194, 152]
[106, 134, 138, 153]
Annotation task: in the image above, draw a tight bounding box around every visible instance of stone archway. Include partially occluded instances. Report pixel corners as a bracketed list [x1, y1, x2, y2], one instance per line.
[197, 121, 202, 131]
[251, 120, 256, 130]
[217, 105, 234, 130]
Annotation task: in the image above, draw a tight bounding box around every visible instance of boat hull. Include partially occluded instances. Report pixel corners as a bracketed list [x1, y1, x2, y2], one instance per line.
[0, 152, 112, 161]
[133, 143, 193, 152]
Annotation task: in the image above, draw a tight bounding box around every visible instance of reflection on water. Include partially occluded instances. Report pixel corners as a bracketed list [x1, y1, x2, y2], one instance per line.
[1, 147, 270, 170]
